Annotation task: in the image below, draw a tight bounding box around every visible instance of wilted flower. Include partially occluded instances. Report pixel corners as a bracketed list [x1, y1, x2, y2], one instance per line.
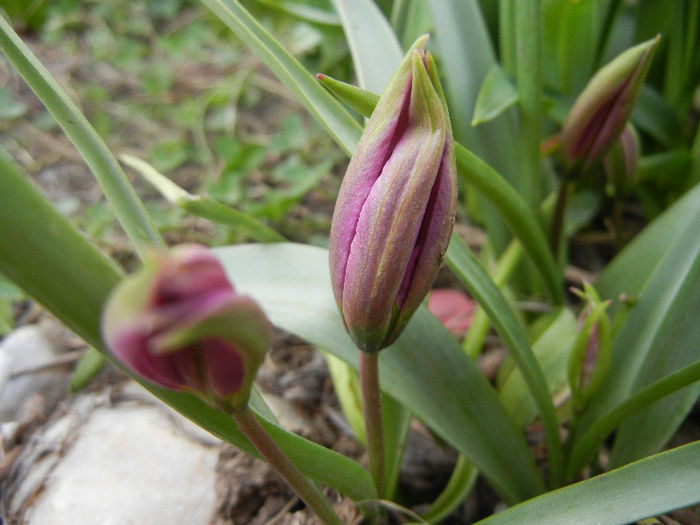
[560, 35, 659, 169]
[329, 36, 457, 352]
[102, 244, 270, 410]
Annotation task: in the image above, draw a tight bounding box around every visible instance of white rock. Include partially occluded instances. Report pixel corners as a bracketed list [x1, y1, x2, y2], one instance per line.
[0, 325, 66, 421]
[8, 389, 221, 525]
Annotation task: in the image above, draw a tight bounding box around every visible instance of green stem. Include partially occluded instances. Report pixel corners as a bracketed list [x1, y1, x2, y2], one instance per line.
[549, 178, 570, 256]
[515, 0, 542, 210]
[233, 407, 345, 525]
[359, 351, 385, 497]
[0, 16, 162, 255]
[565, 359, 700, 479]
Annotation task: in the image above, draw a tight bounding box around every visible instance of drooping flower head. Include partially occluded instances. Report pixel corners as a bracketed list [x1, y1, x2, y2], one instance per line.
[329, 36, 457, 352]
[102, 244, 270, 411]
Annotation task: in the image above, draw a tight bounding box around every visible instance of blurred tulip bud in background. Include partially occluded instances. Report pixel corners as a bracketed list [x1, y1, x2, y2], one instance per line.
[329, 36, 457, 352]
[604, 124, 640, 196]
[102, 244, 271, 411]
[567, 283, 612, 412]
[560, 35, 659, 170]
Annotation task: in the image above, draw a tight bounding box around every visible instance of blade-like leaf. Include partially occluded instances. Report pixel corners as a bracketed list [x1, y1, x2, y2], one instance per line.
[200, 0, 362, 155]
[0, 16, 161, 253]
[475, 441, 700, 525]
[445, 235, 564, 486]
[214, 242, 546, 504]
[429, 0, 519, 249]
[498, 307, 577, 428]
[472, 65, 519, 126]
[578, 182, 700, 466]
[330, 0, 402, 93]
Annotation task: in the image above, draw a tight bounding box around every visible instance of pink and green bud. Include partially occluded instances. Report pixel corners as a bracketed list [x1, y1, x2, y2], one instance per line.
[560, 35, 659, 169]
[101, 244, 270, 411]
[604, 124, 640, 196]
[329, 36, 457, 352]
[567, 283, 612, 411]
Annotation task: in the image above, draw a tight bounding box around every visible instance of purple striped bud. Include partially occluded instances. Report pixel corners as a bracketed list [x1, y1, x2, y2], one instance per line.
[329, 36, 457, 352]
[560, 35, 659, 169]
[102, 244, 270, 410]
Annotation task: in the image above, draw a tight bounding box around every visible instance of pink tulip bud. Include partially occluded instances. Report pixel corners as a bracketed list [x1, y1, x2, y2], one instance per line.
[560, 35, 659, 170]
[329, 36, 457, 352]
[102, 244, 270, 410]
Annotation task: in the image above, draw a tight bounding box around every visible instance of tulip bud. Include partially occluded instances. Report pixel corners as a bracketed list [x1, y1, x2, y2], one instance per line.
[102, 244, 270, 411]
[567, 283, 611, 412]
[560, 35, 659, 170]
[329, 36, 457, 352]
[604, 124, 640, 196]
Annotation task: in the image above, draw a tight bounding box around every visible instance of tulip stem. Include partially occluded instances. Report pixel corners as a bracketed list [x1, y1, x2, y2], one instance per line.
[359, 351, 385, 498]
[550, 178, 569, 257]
[233, 407, 345, 525]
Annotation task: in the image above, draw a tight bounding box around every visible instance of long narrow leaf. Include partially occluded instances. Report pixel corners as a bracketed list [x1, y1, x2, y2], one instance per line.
[0, 16, 161, 253]
[330, 0, 402, 92]
[214, 242, 547, 504]
[578, 181, 700, 466]
[445, 235, 563, 487]
[429, 0, 519, 250]
[475, 441, 700, 525]
[199, 0, 362, 155]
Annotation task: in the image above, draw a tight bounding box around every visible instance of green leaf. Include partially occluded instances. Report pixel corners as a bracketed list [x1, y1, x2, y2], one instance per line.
[390, 0, 433, 51]
[498, 308, 577, 428]
[69, 347, 106, 392]
[429, 0, 519, 250]
[330, 0, 402, 93]
[199, 0, 362, 155]
[120, 154, 285, 243]
[445, 235, 564, 486]
[213, 242, 546, 504]
[255, 0, 341, 26]
[472, 65, 519, 126]
[578, 181, 700, 467]
[0, 15, 162, 254]
[475, 441, 700, 525]
[0, 153, 375, 502]
[632, 86, 684, 148]
[421, 455, 479, 524]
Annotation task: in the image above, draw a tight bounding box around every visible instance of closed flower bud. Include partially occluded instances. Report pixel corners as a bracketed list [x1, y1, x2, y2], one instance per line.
[102, 244, 270, 411]
[329, 36, 457, 352]
[567, 283, 612, 411]
[604, 124, 639, 196]
[560, 35, 659, 170]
